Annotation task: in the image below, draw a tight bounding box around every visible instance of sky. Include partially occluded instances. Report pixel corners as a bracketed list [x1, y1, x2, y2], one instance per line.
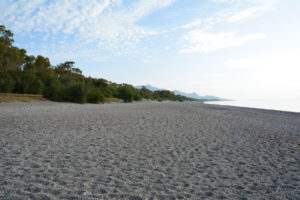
[1, 0, 299, 100]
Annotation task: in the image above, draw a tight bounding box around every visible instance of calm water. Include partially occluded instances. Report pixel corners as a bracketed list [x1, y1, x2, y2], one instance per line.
[205, 100, 300, 113]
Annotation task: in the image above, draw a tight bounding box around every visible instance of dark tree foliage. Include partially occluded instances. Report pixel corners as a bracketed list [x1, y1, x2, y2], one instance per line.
[153, 90, 188, 101]
[65, 83, 86, 103]
[22, 72, 43, 94]
[0, 25, 14, 46]
[139, 86, 153, 100]
[86, 88, 105, 104]
[0, 25, 196, 103]
[116, 85, 134, 102]
[0, 71, 15, 92]
[85, 77, 112, 98]
[42, 77, 63, 101]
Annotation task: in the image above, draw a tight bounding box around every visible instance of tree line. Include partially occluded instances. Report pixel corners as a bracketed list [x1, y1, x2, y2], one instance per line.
[0, 25, 196, 103]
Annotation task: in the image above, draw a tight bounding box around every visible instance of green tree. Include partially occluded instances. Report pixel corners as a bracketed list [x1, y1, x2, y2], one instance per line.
[42, 77, 64, 101]
[22, 72, 43, 94]
[0, 25, 26, 71]
[0, 71, 15, 92]
[139, 86, 153, 100]
[65, 83, 86, 103]
[117, 85, 134, 102]
[55, 61, 84, 84]
[86, 88, 105, 103]
[0, 25, 14, 46]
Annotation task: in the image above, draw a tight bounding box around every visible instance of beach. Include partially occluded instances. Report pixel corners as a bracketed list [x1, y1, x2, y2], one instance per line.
[0, 101, 299, 199]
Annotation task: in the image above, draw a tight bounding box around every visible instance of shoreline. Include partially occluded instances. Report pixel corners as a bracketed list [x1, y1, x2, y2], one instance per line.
[204, 100, 300, 114]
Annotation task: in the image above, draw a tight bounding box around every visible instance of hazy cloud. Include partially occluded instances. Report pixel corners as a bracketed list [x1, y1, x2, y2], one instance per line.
[180, 30, 266, 53]
[225, 2, 274, 22]
[178, 0, 274, 53]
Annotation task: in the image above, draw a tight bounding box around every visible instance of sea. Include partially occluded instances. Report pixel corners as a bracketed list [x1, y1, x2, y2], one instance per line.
[205, 100, 300, 113]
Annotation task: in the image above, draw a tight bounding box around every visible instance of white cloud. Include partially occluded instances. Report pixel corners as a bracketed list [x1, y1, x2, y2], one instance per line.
[176, 0, 275, 32]
[0, 0, 277, 57]
[180, 30, 266, 53]
[211, 0, 277, 23]
[0, 0, 175, 57]
[177, 19, 203, 29]
[225, 3, 274, 22]
[211, 0, 275, 4]
[177, 0, 275, 53]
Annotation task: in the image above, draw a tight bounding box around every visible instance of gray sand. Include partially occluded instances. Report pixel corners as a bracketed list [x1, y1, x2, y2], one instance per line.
[0, 101, 299, 200]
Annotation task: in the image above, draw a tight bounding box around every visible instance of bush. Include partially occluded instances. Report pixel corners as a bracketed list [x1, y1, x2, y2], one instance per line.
[0, 71, 15, 92]
[22, 72, 43, 94]
[139, 87, 153, 100]
[133, 93, 142, 101]
[43, 77, 63, 101]
[65, 83, 86, 103]
[157, 98, 163, 102]
[86, 88, 104, 104]
[117, 85, 133, 102]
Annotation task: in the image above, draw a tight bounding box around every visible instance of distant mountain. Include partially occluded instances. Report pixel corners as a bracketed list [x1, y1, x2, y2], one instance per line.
[173, 90, 227, 101]
[136, 85, 228, 101]
[136, 84, 162, 91]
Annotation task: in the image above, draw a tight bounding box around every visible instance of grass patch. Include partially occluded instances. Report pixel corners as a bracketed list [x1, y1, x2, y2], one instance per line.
[0, 93, 46, 102]
[105, 97, 122, 103]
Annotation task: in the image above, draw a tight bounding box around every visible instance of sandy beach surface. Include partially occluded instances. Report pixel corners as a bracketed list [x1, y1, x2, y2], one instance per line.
[0, 101, 299, 200]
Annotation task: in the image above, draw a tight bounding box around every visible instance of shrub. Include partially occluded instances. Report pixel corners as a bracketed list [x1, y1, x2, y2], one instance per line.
[0, 71, 15, 92]
[133, 93, 142, 101]
[86, 88, 104, 104]
[139, 87, 153, 100]
[22, 72, 43, 94]
[117, 85, 133, 102]
[157, 98, 163, 102]
[43, 77, 63, 101]
[65, 83, 86, 103]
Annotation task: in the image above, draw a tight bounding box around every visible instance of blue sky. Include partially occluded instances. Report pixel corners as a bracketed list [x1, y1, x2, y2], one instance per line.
[1, 0, 299, 100]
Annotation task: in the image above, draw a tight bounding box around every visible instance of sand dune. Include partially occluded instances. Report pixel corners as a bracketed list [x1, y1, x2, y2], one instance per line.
[0, 101, 299, 199]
